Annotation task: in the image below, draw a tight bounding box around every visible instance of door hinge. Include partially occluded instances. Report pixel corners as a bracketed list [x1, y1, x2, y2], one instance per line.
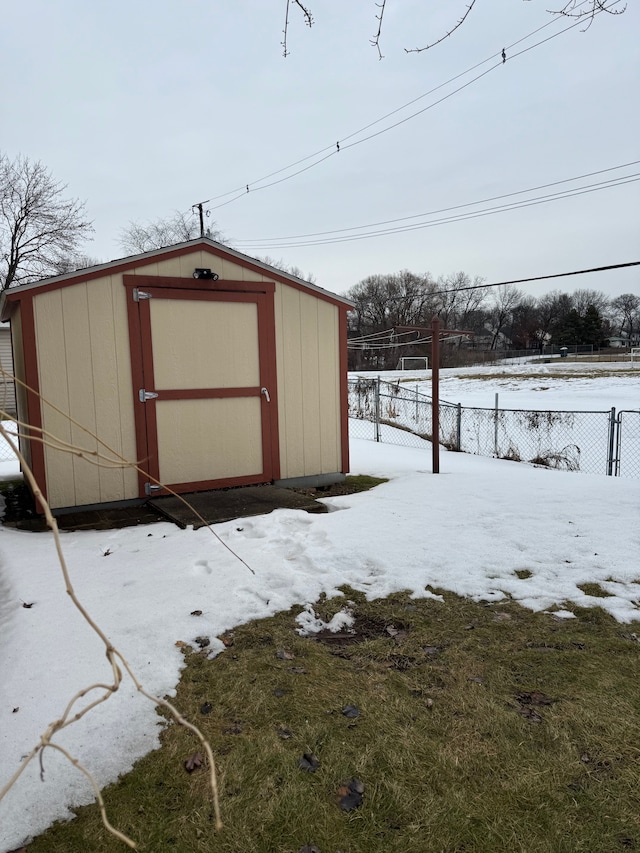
[139, 389, 159, 402]
[144, 483, 163, 496]
[133, 288, 152, 302]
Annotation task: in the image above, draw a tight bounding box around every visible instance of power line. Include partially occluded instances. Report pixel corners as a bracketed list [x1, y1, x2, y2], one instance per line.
[429, 262, 640, 296]
[192, 0, 603, 215]
[346, 261, 640, 307]
[236, 160, 640, 244]
[236, 172, 640, 249]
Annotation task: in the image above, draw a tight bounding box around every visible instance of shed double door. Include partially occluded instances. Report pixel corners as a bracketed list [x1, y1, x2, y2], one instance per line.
[133, 286, 277, 496]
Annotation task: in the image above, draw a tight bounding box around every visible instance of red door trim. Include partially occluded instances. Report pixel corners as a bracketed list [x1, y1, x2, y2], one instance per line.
[123, 274, 275, 295]
[125, 282, 279, 497]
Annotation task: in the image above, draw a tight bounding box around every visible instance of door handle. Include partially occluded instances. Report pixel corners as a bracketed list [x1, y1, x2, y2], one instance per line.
[261, 387, 271, 403]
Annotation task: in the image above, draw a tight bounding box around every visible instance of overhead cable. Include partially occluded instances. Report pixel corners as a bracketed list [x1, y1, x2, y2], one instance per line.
[193, 0, 603, 214]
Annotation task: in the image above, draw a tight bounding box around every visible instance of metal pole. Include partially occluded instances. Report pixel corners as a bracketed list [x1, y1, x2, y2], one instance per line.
[375, 375, 381, 442]
[431, 317, 440, 473]
[607, 407, 616, 475]
[456, 403, 462, 452]
[494, 392, 499, 457]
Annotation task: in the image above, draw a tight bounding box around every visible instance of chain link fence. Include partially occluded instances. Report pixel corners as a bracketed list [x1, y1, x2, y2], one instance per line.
[615, 410, 640, 479]
[0, 419, 20, 475]
[348, 377, 640, 479]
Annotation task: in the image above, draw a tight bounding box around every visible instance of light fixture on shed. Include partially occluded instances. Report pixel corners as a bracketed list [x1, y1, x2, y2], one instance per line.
[193, 268, 219, 280]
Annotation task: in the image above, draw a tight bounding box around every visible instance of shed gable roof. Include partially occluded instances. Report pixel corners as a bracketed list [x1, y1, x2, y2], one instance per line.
[0, 238, 353, 320]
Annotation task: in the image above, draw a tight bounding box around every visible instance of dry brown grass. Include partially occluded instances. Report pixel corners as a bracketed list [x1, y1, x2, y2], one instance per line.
[27, 589, 640, 853]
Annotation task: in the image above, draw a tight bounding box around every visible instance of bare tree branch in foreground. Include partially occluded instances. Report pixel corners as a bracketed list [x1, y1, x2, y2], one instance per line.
[280, 0, 625, 56]
[0, 366, 270, 845]
[549, 0, 626, 30]
[370, 0, 388, 60]
[405, 0, 478, 54]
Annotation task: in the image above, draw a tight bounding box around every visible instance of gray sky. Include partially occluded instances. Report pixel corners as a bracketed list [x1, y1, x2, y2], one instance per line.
[2, 0, 638, 297]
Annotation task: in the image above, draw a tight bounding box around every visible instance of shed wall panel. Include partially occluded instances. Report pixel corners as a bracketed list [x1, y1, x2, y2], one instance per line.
[275, 283, 342, 479]
[86, 277, 135, 502]
[32, 276, 138, 509]
[317, 300, 340, 473]
[300, 295, 322, 475]
[132, 251, 269, 283]
[275, 285, 304, 479]
[34, 289, 74, 507]
[107, 275, 139, 499]
[60, 284, 101, 506]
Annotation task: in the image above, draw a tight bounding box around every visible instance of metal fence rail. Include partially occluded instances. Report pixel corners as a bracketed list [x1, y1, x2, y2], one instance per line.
[348, 378, 639, 479]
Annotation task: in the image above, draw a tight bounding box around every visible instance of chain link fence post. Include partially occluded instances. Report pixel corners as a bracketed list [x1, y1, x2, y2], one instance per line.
[607, 407, 617, 476]
[374, 375, 381, 442]
[456, 403, 462, 451]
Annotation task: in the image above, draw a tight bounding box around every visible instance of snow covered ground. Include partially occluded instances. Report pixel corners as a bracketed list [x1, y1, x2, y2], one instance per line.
[1, 365, 639, 850]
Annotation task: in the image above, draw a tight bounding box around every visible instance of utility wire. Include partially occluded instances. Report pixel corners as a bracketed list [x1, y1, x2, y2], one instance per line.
[345, 261, 640, 307]
[237, 160, 639, 244]
[426, 261, 640, 296]
[193, 0, 600, 214]
[236, 173, 640, 249]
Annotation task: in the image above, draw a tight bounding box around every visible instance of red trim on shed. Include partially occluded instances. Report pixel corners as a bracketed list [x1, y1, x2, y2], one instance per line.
[260, 289, 281, 481]
[123, 274, 275, 296]
[20, 298, 47, 508]
[339, 308, 350, 474]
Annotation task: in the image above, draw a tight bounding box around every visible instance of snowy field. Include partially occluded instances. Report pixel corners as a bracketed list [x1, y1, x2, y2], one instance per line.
[1, 364, 640, 850]
[352, 360, 640, 411]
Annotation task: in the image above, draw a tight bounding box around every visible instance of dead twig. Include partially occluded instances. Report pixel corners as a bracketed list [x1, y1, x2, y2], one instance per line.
[405, 0, 478, 53]
[0, 422, 223, 847]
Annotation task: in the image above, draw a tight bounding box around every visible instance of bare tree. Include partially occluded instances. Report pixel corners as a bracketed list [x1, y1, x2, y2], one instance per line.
[119, 211, 224, 256]
[256, 255, 317, 284]
[434, 272, 486, 333]
[50, 253, 103, 276]
[571, 288, 610, 316]
[610, 293, 640, 342]
[488, 284, 522, 349]
[0, 153, 93, 291]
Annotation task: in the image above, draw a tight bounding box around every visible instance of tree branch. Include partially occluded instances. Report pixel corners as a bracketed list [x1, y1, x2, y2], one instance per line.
[547, 0, 626, 31]
[405, 0, 478, 53]
[370, 0, 388, 60]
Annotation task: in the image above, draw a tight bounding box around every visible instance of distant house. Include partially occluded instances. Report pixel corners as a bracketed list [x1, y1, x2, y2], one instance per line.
[604, 334, 639, 348]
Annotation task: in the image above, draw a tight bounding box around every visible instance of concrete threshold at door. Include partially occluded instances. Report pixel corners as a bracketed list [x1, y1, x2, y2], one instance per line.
[148, 484, 329, 529]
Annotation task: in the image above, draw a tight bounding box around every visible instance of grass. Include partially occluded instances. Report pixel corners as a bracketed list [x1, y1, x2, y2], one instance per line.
[26, 590, 640, 853]
[298, 474, 388, 498]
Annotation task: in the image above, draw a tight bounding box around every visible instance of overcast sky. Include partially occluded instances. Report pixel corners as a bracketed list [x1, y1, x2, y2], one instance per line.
[2, 0, 638, 298]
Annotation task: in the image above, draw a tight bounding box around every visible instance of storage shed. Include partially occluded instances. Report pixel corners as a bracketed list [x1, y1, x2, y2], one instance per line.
[0, 238, 354, 512]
